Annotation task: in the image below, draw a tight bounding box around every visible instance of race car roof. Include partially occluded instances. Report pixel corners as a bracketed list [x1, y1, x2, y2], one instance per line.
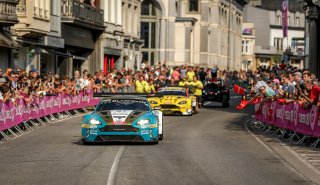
[159, 87, 187, 91]
[101, 96, 148, 101]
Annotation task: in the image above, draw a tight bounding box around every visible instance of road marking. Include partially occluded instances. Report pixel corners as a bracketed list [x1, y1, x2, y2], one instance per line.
[203, 102, 212, 106]
[107, 146, 126, 185]
[230, 96, 242, 99]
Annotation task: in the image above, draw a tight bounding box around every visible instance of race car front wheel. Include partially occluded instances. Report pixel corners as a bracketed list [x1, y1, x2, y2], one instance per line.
[159, 133, 163, 140]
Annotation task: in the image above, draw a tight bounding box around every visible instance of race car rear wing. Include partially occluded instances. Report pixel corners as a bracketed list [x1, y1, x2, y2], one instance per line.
[93, 93, 163, 98]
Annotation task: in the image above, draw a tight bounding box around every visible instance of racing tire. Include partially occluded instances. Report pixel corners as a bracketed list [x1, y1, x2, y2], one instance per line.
[192, 106, 199, 114]
[222, 95, 230, 108]
[82, 141, 92, 145]
[159, 133, 163, 140]
[222, 102, 230, 108]
[202, 101, 206, 107]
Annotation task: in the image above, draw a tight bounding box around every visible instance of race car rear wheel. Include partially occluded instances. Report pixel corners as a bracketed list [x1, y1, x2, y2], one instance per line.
[202, 100, 206, 107]
[222, 95, 230, 108]
[192, 106, 199, 114]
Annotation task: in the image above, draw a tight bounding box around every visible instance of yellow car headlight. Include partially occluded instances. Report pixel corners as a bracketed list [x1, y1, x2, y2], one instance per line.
[149, 100, 158, 104]
[178, 101, 187, 105]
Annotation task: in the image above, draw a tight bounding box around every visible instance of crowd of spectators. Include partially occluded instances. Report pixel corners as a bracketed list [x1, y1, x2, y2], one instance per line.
[2, 60, 316, 108]
[248, 63, 320, 108]
[0, 63, 221, 105]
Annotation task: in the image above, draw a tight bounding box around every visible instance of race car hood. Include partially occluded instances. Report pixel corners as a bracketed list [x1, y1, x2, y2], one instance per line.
[97, 110, 147, 125]
[158, 95, 188, 104]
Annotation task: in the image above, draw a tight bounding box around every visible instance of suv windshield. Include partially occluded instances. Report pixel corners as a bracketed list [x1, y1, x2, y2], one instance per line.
[96, 99, 150, 112]
[205, 81, 224, 91]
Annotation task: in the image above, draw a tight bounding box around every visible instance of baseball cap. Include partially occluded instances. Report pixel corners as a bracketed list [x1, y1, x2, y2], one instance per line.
[30, 68, 38, 73]
[293, 71, 302, 77]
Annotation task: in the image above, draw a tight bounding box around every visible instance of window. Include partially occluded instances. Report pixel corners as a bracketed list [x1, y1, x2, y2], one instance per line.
[246, 40, 249, 53]
[189, 0, 198, 12]
[277, 15, 282, 25]
[176, 1, 179, 16]
[242, 40, 245, 53]
[141, 0, 161, 65]
[274, 38, 283, 51]
[295, 17, 300, 27]
[242, 40, 250, 54]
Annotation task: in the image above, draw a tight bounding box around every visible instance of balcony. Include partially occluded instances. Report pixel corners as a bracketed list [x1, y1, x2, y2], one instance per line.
[0, 0, 18, 26]
[61, 0, 104, 31]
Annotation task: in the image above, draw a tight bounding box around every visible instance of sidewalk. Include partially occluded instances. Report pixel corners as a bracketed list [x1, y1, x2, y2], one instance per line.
[246, 120, 320, 185]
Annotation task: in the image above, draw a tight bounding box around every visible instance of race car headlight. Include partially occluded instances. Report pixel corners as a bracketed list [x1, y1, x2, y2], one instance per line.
[137, 119, 150, 125]
[89, 119, 101, 125]
[149, 101, 158, 104]
[178, 101, 187, 105]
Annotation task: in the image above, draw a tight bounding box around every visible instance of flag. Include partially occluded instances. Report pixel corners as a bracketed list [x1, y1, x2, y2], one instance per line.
[298, 99, 303, 107]
[277, 98, 286, 104]
[249, 97, 261, 104]
[234, 84, 245, 95]
[282, 0, 288, 38]
[267, 108, 274, 121]
[236, 99, 249, 110]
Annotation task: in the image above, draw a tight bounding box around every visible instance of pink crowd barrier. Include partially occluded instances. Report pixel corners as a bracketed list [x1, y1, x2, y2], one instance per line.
[255, 101, 320, 137]
[0, 91, 100, 131]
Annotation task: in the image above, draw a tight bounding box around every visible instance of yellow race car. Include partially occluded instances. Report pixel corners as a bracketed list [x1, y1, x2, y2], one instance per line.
[148, 87, 198, 116]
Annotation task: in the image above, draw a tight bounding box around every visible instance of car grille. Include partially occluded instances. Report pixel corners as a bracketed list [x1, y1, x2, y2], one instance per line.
[161, 104, 179, 109]
[95, 135, 144, 142]
[99, 125, 138, 132]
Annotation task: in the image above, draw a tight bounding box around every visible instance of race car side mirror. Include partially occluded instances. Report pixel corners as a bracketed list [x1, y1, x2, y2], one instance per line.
[153, 106, 161, 110]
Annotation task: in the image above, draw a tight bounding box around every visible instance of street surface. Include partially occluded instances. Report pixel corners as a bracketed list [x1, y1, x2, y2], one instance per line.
[0, 96, 316, 185]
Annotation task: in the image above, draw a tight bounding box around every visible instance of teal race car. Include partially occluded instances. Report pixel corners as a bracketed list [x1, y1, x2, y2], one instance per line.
[82, 95, 163, 144]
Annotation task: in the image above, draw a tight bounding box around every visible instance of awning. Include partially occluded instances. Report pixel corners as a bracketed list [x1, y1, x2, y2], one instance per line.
[45, 49, 88, 60]
[46, 49, 72, 57]
[0, 30, 19, 48]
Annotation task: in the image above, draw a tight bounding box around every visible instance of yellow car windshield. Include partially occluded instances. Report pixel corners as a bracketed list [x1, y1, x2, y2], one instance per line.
[157, 89, 187, 96]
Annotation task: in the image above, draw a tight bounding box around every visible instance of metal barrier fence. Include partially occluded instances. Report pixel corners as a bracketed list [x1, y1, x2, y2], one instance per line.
[0, 90, 100, 143]
[250, 101, 320, 148]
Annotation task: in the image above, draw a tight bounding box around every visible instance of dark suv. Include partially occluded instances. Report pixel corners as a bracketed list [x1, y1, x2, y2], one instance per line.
[202, 79, 230, 108]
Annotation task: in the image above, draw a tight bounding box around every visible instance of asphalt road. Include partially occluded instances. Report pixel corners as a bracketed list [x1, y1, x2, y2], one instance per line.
[0, 97, 316, 185]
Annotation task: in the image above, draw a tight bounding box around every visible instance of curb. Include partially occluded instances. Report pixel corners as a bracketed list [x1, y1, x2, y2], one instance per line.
[245, 119, 320, 185]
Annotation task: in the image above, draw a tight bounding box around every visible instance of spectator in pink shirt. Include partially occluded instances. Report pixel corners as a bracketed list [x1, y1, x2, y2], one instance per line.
[172, 67, 180, 82]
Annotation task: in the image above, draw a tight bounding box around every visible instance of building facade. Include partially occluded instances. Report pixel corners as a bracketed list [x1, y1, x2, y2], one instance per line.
[140, 0, 246, 70]
[303, 0, 320, 76]
[244, 0, 305, 69]
[8, 0, 104, 75]
[0, 0, 19, 70]
[241, 22, 256, 71]
[2, 0, 145, 75]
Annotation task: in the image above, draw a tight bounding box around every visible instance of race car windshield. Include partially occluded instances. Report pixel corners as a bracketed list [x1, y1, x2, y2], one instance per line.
[96, 99, 150, 112]
[158, 90, 187, 96]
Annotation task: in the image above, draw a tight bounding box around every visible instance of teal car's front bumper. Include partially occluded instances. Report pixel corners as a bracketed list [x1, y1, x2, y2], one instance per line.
[81, 124, 159, 143]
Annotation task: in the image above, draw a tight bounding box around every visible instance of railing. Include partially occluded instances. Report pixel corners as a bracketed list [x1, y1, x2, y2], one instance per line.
[62, 0, 104, 28]
[0, 0, 18, 24]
